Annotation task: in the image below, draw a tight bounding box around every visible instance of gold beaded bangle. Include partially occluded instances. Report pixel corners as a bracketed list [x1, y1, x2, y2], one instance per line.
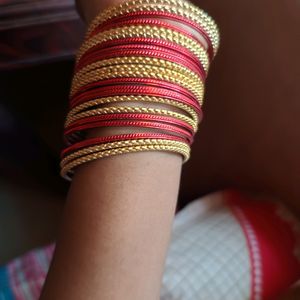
[87, 0, 217, 32]
[77, 25, 209, 70]
[70, 64, 204, 102]
[86, 0, 219, 54]
[60, 138, 189, 167]
[68, 95, 199, 124]
[61, 142, 190, 178]
[73, 56, 204, 89]
[65, 106, 197, 131]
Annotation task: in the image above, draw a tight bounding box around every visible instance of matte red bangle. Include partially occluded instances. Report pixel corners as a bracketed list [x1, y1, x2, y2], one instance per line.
[76, 46, 206, 79]
[61, 133, 187, 157]
[66, 113, 195, 133]
[88, 11, 214, 60]
[65, 120, 193, 145]
[92, 18, 206, 54]
[71, 77, 201, 106]
[76, 49, 203, 80]
[77, 37, 201, 70]
[70, 83, 200, 110]
[70, 93, 202, 121]
[70, 96, 202, 129]
[76, 43, 205, 75]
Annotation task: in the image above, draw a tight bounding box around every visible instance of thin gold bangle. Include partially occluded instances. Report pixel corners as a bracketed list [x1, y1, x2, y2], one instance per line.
[86, 0, 219, 54]
[65, 106, 197, 131]
[67, 95, 199, 124]
[73, 56, 204, 88]
[61, 138, 189, 167]
[70, 64, 204, 103]
[61, 143, 190, 178]
[77, 25, 209, 70]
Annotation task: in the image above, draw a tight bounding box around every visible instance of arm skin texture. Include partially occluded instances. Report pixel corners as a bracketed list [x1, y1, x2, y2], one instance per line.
[40, 1, 187, 299]
[40, 152, 182, 300]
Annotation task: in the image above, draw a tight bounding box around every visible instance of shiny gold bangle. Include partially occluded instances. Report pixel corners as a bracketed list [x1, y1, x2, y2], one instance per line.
[77, 25, 209, 70]
[65, 106, 197, 131]
[70, 64, 204, 103]
[61, 142, 190, 178]
[68, 95, 199, 124]
[86, 0, 220, 54]
[73, 56, 205, 88]
[61, 138, 189, 167]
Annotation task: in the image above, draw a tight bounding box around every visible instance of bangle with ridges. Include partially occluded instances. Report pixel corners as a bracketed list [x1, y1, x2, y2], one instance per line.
[70, 64, 204, 103]
[77, 25, 209, 71]
[61, 142, 190, 179]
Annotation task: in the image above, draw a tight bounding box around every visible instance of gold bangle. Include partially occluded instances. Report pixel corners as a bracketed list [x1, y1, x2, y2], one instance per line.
[61, 142, 190, 178]
[70, 64, 204, 103]
[73, 56, 205, 88]
[86, 0, 219, 54]
[77, 25, 209, 70]
[65, 106, 197, 131]
[61, 138, 189, 167]
[68, 95, 199, 124]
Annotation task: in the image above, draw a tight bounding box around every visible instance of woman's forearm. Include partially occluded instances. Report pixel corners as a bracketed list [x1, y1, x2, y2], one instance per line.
[41, 152, 182, 299]
[40, 0, 216, 298]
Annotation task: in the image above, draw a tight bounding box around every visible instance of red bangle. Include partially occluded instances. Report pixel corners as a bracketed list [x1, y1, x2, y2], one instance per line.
[77, 37, 201, 70]
[76, 45, 206, 79]
[70, 86, 201, 119]
[65, 119, 194, 145]
[88, 11, 214, 60]
[70, 83, 200, 109]
[71, 77, 201, 106]
[92, 18, 207, 54]
[61, 132, 187, 158]
[66, 113, 195, 133]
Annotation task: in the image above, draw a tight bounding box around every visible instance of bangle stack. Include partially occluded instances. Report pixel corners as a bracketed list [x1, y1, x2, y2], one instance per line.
[60, 0, 220, 179]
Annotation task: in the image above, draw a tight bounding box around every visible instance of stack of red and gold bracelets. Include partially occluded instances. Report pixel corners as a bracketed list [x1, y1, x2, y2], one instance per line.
[60, 0, 220, 179]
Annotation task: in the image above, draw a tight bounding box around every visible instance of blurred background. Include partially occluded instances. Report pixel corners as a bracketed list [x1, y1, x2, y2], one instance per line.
[0, 0, 85, 263]
[0, 0, 299, 264]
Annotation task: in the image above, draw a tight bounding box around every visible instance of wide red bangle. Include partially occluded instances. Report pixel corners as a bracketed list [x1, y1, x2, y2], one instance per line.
[71, 77, 201, 107]
[76, 45, 206, 79]
[92, 18, 206, 53]
[66, 113, 195, 133]
[77, 37, 201, 71]
[65, 119, 194, 144]
[71, 82, 200, 107]
[76, 43, 205, 74]
[89, 10, 214, 59]
[61, 132, 187, 158]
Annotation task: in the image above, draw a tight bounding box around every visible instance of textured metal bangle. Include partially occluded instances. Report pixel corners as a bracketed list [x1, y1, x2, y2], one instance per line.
[72, 56, 204, 93]
[61, 142, 190, 179]
[65, 106, 197, 131]
[67, 96, 200, 124]
[86, 0, 219, 55]
[62, 133, 187, 157]
[77, 37, 202, 72]
[70, 79, 200, 109]
[77, 25, 209, 71]
[92, 17, 207, 52]
[70, 64, 204, 103]
[76, 43, 206, 79]
[64, 119, 194, 145]
[61, 138, 189, 167]
[96, 11, 215, 59]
